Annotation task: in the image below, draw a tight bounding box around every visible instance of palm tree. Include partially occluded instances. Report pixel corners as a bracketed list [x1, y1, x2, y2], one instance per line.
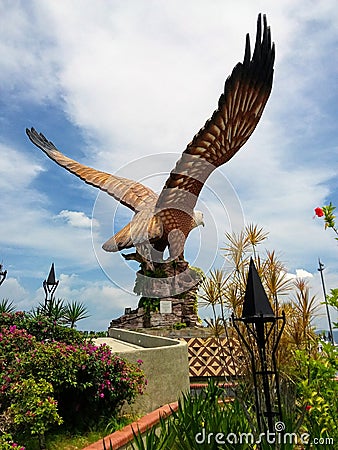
[63, 300, 90, 328]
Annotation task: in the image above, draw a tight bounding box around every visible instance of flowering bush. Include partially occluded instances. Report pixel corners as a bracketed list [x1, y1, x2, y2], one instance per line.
[83, 343, 145, 406]
[0, 319, 146, 442]
[0, 311, 85, 344]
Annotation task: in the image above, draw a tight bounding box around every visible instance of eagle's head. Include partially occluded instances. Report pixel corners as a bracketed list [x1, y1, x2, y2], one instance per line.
[193, 210, 205, 228]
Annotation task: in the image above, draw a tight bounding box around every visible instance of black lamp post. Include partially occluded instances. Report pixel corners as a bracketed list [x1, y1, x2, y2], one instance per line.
[232, 258, 285, 433]
[0, 264, 7, 287]
[317, 258, 334, 345]
[43, 263, 59, 307]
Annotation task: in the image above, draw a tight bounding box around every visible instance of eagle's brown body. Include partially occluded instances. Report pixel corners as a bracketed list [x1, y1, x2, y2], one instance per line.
[26, 14, 275, 262]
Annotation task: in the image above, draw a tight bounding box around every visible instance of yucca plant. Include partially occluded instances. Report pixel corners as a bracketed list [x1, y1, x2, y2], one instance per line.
[0, 299, 16, 314]
[62, 300, 90, 328]
[30, 297, 66, 323]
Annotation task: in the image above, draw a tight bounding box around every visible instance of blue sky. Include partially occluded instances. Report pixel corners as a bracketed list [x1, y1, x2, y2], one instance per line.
[0, 0, 337, 331]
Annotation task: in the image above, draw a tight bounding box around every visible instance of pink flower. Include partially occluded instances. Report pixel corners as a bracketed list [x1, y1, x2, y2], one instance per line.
[99, 393, 104, 398]
[137, 359, 143, 365]
[314, 207, 324, 217]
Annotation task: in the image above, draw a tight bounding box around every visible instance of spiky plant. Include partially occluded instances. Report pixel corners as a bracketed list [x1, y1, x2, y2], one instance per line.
[0, 299, 16, 314]
[222, 230, 251, 273]
[245, 223, 269, 259]
[285, 278, 319, 350]
[62, 300, 90, 328]
[199, 269, 229, 318]
[200, 224, 323, 423]
[204, 317, 225, 339]
[261, 250, 292, 310]
[31, 297, 66, 323]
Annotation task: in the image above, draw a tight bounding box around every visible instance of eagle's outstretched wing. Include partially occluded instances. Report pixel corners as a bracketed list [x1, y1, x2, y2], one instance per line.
[26, 128, 158, 213]
[26, 14, 275, 258]
[156, 14, 274, 216]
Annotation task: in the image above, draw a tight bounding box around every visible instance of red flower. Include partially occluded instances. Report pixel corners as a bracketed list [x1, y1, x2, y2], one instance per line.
[305, 405, 312, 411]
[314, 207, 324, 217]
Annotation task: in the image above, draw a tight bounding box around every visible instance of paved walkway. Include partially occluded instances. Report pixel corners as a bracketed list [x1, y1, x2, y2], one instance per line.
[94, 337, 142, 352]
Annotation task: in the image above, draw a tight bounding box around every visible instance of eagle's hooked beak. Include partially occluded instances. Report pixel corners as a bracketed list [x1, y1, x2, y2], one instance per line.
[193, 210, 205, 228]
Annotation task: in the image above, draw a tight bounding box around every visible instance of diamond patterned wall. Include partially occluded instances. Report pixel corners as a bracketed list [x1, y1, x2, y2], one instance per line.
[183, 337, 241, 378]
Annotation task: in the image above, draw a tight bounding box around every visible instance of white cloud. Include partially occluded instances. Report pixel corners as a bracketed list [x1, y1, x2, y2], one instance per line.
[286, 269, 314, 280]
[0, 277, 28, 303]
[0, 143, 44, 191]
[0, 1, 60, 103]
[56, 210, 98, 229]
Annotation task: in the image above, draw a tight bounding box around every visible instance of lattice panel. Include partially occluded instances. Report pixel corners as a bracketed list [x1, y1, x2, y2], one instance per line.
[184, 337, 241, 378]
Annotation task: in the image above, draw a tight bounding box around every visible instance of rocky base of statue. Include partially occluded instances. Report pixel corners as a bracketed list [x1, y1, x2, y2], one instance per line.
[109, 253, 202, 329]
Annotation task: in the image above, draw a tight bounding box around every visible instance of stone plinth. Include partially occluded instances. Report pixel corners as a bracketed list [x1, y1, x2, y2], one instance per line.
[109, 296, 199, 330]
[110, 255, 202, 329]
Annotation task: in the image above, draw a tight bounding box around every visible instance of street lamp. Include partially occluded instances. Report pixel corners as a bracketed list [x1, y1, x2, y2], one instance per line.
[0, 264, 7, 287]
[317, 258, 334, 345]
[232, 258, 285, 433]
[43, 263, 59, 307]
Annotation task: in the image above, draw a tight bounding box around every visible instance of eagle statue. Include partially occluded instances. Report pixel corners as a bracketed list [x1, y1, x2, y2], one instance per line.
[26, 14, 274, 265]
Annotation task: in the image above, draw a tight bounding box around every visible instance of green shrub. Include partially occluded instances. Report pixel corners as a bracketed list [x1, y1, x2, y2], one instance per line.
[291, 343, 338, 442]
[9, 378, 63, 437]
[173, 322, 187, 330]
[0, 311, 85, 344]
[0, 320, 146, 441]
[0, 433, 25, 450]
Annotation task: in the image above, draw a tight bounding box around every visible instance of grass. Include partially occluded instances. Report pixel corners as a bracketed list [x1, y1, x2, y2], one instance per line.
[18, 415, 136, 450]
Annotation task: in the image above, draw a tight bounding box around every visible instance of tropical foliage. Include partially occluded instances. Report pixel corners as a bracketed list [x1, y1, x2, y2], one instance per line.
[31, 298, 90, 328]
[127, 225, 337, 449]
[0, 313, 146, 449]
[184, 224, 337, 447]
[120, 380, 252, 450]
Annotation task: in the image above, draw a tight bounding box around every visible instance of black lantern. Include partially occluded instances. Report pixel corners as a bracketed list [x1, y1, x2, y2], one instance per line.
[232, 258, 285, 433]
[43, 263, 59, 307]
[0, 264, 7, 287]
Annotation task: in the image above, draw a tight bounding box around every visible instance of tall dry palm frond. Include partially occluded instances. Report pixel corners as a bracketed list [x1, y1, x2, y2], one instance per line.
[199, 270, 223, 322]
[209, 269, 230, 295]
[288, 278, 319, 347]
[222, 230, 251, 271]
[262, 250, 292, 303]
[199, 273, 222, 308]
[223, 283, 244, 316]
[204, 317, 225, 338]
[245, 223, 269, 258]
[199, 269, 231, 302]
[293, 278, 319, 326]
